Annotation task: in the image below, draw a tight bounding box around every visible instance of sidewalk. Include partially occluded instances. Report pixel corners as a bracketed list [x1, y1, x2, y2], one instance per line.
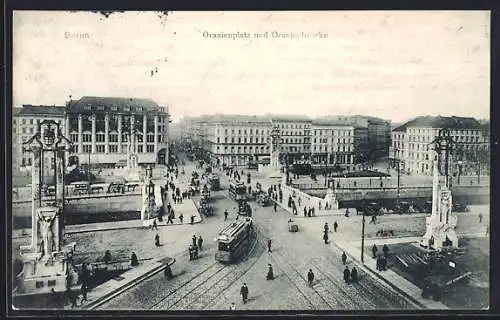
[334, 239, 449, 310]
[70, 257, 175, 310]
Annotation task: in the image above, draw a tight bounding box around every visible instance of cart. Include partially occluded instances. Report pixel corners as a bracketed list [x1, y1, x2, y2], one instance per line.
[288, 219, 298, 232]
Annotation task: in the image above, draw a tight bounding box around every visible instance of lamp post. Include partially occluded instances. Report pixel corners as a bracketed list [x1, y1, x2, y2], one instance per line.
[361, 197, 366, 264]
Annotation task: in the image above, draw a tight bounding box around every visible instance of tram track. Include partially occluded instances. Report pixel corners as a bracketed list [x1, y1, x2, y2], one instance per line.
[150, 229, 266, 310]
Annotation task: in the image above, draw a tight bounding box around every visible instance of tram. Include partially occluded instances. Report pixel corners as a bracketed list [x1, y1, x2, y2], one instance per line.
[228, 180, 247, 201]
[215, 217, 254, 263]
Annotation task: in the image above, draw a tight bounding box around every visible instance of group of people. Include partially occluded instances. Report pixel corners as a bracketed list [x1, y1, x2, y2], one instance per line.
[188, 234, 204, 260]
[373, 244, 390, 271]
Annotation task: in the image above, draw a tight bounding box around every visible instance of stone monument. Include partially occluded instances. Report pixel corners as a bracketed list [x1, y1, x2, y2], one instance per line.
[140, 167, 163, 222]
[420, 152, 458, 250]
[125, 132, 141, 182]
[16, 120, 77, 295]
[266, 124, 282, 179]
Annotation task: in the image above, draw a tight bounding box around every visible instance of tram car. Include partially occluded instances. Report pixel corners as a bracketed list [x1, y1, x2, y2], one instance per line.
[215, 217, 254, 263]
[238, 200, 252, 216]
[228, 180, 247, 201]
[208, 174, 221, 191]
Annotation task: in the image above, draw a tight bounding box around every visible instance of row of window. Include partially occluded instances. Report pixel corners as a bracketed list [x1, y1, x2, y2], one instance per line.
[313, 146, 353, 152]
[71, 144, 157, 153]
[314, 130, 353, 136]
[69, 132, 164, 143]
[313, 138, 354, 144]
[407, 128, 481, 136]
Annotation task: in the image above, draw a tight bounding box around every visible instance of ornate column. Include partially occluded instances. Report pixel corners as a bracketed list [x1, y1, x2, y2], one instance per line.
[154, 115, 159, 154]
[91, 114, 96, 153]
[78, 115, 83, 155]
[30, 145, 42, 250]
[104, 114, 109, 153]
[143, 115, 147, 153]
[118, 115, 122, 153]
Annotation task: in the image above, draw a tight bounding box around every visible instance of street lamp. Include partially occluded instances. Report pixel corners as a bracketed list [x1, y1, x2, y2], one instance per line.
[361, 197, 366, 264]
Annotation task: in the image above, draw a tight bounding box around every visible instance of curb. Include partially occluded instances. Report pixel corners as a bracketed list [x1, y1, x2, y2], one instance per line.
[83, 258, 176, 310]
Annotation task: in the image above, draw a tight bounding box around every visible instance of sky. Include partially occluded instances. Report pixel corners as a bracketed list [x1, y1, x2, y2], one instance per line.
[13, 11, 490, 123]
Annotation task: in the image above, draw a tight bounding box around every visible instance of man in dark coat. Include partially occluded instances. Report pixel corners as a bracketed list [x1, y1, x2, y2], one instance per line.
[274, 202, 277, 212]
[197, 236, 203, 251]
[192, 235, 197, 248]
[240, 283, 249, 303]
[266, 264, 274, 280]
[155, 234, 161, 247]
[304, 207, 307, 217]
[333, 221, 338, 232]
[267, 239, 272, 253]
[351, 267, 358, 283]
[342, 252, 347, 265]
[382, 244, 389, 258]
[323, 231, 328, 244]
[372, 244, 378, 258]
[343, 266, 351, 283]
[307, 269, 315, 286]
[224, 209, 228, 221]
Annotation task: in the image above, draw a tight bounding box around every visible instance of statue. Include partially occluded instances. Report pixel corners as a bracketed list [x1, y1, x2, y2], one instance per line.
[38, 212, 56, 259]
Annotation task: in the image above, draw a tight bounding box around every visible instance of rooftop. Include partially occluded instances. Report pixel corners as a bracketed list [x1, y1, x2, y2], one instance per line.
[14, 105, 66, 117]
[66, 96, 165, 114]
[393, 116, 483, 132]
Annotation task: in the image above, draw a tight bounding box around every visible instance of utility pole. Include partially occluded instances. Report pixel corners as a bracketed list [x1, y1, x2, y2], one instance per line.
[361, 198, 366, 264]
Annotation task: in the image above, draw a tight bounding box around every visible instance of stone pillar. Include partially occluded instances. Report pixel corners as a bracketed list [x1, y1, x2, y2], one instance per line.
[143, 115, 147, 154]
[154, 115, 159, 154]
[78, 115, 83, 155]
[118, 115, 122, 153]
[105, 114, 109, 154]
[31, 146, 42, 251]
[91, 114, 96, 153]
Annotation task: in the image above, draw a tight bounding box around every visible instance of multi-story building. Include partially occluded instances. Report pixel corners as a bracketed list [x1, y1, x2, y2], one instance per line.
[65, 96, 170, 167]
[202, 115, 271, 166]
[270, 115, 312, 163]
[389, 116, 489, 176]
[12, 96, 171, 172]
[310, 119, 369, 170]
[12, 105, 66, 172]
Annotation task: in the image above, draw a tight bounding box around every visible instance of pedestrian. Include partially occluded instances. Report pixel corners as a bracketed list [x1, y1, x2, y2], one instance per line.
[188, 244, 194, 260]
[382, 244, 389, 258]
[333, 221, 338, 232]
[312, 206, 315, 216]
[298, 197, 301, 206]
[240, 283, 249, 303]
[351, 267, 358, 283]
[370, 215, 376, 224]
[155, 234, 160, 247]
[198, 236, 203, 251]
[345, 208, 349, 217]
[192, 235, 197, 248]
[324, 222, 329, 233]
[152, 218, 158, 230]
[274, 202, 277, 212]
[267, 239, 272, 253]
[229, 302, 236, 310]
[343, 266, 351, 283]
[131, 252, 139, 266]
[179, 213, 183, 224]
[479, 213, 483, 223]
[323, 231, 328, 244]
[167, 213, 174, 224]
[267, 264, 274, 280]
[372, 244, 378, 258]
[319, 201, 322, 210]
[80, 283, 88, 304]
[307, 269, 315, 286]
[224, 209, 228, 221]
[190, 215, 195, 224]
[342, 252, 347, 265]
[303, 207, 307, 217]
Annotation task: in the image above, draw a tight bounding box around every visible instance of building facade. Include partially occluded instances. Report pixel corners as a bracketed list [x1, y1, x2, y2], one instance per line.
[12, 96, 170, 172]
[180, 114, 388, 170]
[389, 116, 489, 176]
